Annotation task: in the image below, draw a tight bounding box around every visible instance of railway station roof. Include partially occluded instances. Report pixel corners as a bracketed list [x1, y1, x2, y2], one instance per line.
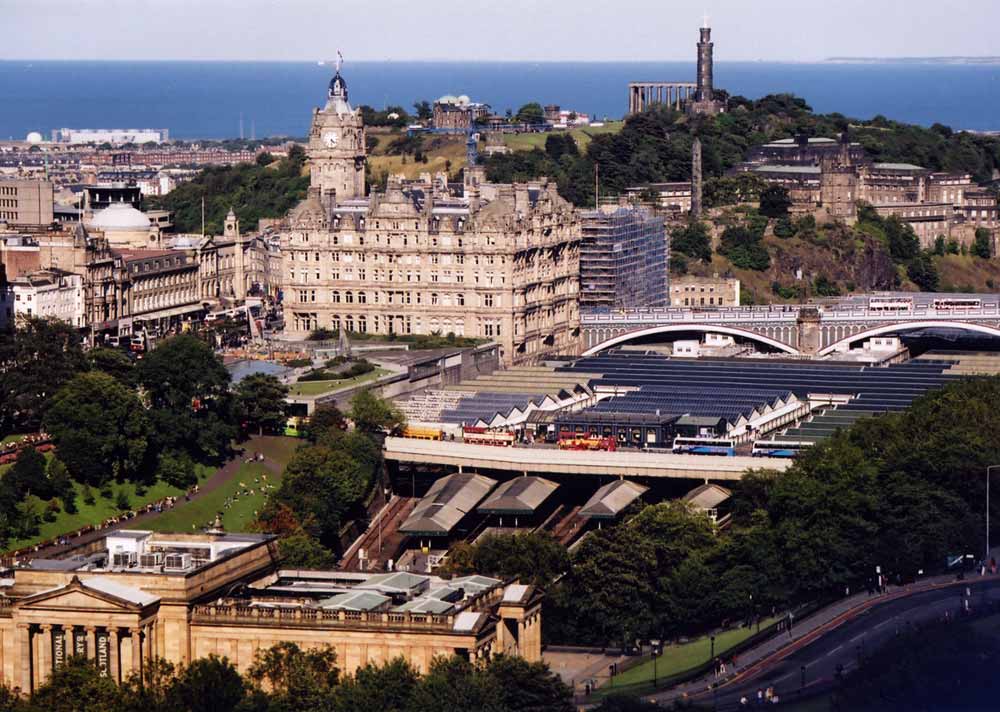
[477, 476, 559, 515]
[399, 473, 497, 536]
[580, 480, 648, 519]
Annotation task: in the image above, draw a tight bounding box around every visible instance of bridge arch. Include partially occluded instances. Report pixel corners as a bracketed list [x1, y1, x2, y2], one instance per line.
[583, 323, 801, 356]
[818, 320, 1000, 355]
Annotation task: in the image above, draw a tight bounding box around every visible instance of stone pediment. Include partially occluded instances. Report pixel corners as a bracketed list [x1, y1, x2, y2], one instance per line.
[18, 575, 157, 612]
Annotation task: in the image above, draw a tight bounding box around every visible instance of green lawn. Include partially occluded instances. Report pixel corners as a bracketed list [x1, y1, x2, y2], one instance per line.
[606, 617, 781, 691]
[144, 462, 282, 533]
[504, 121, 623, 152]
[0, 435, 28, 446]
[288, 368, 390, 397]
[253, 436, 301, 466]
[6, 463, 213, 551]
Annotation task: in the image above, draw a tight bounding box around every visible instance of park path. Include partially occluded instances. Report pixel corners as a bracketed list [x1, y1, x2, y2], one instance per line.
[17, 437, 283, 562]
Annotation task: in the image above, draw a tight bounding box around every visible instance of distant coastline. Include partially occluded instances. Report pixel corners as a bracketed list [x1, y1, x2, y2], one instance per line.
[826, 56, 1000, 65]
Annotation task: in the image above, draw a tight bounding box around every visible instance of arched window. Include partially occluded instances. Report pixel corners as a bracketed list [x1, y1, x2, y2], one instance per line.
[332, 290, 341, 303]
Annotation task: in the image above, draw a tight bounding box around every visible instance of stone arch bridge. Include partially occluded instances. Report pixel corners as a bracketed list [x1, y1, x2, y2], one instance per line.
[580, 298, 1000, 357]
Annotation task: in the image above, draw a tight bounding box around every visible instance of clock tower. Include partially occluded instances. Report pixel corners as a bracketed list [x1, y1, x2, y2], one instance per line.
[307, 61, 366, 200]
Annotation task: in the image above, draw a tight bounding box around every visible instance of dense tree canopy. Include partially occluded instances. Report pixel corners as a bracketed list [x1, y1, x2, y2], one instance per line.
[235, 374, 289, 435]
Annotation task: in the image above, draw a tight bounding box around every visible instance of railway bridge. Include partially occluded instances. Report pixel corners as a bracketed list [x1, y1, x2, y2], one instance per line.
[580, 294, 1000, 357]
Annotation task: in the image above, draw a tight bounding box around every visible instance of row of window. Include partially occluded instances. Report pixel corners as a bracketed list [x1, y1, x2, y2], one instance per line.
[289, 311, 502, 339]
[0, 212, 19, 221]
[288, 269, 506, 287]
[294, 289, 500, 308]
[288, 250, 507, 267]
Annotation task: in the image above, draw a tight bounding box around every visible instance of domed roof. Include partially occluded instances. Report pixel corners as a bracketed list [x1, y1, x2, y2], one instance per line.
[90, 202, 152, 231]
[325, 71, 353, 115]
[25, 131, 43, 144]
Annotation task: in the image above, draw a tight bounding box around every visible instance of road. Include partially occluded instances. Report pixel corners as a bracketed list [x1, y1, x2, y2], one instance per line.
[657, 577, 1000, 710]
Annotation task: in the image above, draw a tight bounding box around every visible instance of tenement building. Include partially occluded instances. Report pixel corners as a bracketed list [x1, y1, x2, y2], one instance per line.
[0, 179, 54, 226]
[0, 530, 542, 693]
[669, 275, 741, 307]
[278, 66, 581, 365]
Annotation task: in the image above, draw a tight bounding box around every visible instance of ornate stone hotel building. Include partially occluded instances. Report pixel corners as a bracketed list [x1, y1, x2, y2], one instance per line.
[0, 530, 541, 692]
[277, 66, 581, 365]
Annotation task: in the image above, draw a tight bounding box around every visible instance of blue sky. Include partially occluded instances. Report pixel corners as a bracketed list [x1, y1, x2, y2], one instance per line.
[3, 0, 998, 62]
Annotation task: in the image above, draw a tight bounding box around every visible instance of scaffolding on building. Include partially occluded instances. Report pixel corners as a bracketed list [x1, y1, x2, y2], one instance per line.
[580, 206, 668, 310]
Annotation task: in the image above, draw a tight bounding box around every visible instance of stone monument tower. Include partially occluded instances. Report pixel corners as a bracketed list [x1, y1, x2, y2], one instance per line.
[691, 138, 703, 219]
[307, 54, 366, 201]
[687, 21, 724, 116]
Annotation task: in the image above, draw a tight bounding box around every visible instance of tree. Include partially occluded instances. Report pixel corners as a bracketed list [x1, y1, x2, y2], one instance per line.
[88, 347, 135, 385]
[484, 655, 574, 712]
[256, 152, 275, 166]
[262, 445, 372, 550]
[758, 184, 791, 218]
[413, 100, 433, 121]
[137, 335, 235, 462]
[247, 642, 339, 712]
[884, 215, 920, 262]
[278, 532, 337, 569]
[449, 532, 569, 587]
[972, 227, 993, 259]
[236, 374, 289, 436]
[169, 656, 245, 712]
[670, 222, 712, 262]
[156, 452, 197, 489]
[333, 658, 419, 712]
[404, 656, 503, 712]
[44, 372, 152, 486]
[29, 656, 122, 712]
[515, 102, 545, 125]
[773, 216, 795, 238]
[349, 390, 404, 434]
[719, 225, 771, 271]
[907, 252, 939, 291]
[0, 317, 87, 434]
[47, 458, 77, 514]
[306, 404, 346, 442]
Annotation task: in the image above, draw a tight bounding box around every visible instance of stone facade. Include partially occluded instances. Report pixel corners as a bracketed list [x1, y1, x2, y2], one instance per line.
[3, 269, 84, 328]
[669, 275, 741, 307]
[307, 70, 366, 201]
[0, 531, 542, 693]
[277, 68, 581, 366]
[0, 180, 54, 227]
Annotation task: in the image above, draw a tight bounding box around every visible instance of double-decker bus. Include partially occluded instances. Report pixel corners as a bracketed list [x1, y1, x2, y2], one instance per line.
[557, 436, 617, 452]
[868, 297, 913, 313]
[932, 298, 982, 310]
[751, 440, 813, 458]
[672, 437, 736, 456]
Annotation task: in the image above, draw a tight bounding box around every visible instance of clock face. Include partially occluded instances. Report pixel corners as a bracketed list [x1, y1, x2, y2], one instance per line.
[322, 131, 339, 148]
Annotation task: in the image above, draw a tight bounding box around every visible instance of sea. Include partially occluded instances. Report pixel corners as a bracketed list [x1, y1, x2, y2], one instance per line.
[2, 60, 1000, 141]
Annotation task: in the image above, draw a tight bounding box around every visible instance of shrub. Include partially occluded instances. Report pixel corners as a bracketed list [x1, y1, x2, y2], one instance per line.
[114, 490, 130, 511]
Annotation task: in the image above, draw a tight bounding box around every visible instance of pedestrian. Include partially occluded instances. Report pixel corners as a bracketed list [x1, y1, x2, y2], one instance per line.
[757, 688, 764, 706]
[740, 695, 749, 707]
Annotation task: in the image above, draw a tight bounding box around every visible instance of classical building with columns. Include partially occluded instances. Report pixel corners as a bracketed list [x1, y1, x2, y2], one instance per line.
[627, 23, 725, 116]
[277, 65, 581, 365]
[0, 530, 542, 693]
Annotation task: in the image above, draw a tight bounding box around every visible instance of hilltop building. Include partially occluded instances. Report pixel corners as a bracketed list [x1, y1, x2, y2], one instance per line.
[627, 22, 725, 117]
[277, 66, 581, 365]
[432, 96, 490, 131]
[0, 530, 541, 692]
[743, 133, 999, 248]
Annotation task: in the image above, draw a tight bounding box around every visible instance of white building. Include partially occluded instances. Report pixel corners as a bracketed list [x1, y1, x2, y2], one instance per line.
[4, 268, 85, 328]
[51, 128, 169, 145]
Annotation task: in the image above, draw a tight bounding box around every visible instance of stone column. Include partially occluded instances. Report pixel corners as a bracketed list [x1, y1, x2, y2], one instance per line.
[16, 624, 30, 694]
[109, 630, 120, 683]
[85, 627, 96, 660]
[145, 624, 153, 664]
[38, 625, 52, 686]
[131, 627, 142, 681]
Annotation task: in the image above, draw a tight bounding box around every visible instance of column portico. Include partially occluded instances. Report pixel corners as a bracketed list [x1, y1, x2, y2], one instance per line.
[37, 625, 52, 686]
[109, 630, 120, 683]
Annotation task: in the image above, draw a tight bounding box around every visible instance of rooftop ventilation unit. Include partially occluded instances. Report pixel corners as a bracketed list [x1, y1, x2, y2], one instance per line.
[111, 552, 137, 568]
[164, 553, 193, 571]
[139, 552, 163, 569]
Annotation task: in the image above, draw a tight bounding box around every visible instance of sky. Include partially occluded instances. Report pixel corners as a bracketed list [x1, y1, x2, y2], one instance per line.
[3, 0, 999, 63]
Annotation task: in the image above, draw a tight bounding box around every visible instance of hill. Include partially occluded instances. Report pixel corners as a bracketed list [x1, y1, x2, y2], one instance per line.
[146, 147, 309, 234]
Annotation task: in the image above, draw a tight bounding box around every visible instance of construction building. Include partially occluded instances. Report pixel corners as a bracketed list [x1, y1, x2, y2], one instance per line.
[580, 205, 667, 309]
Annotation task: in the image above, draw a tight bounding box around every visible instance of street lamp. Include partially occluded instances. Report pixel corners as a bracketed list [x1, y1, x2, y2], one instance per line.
[987, 466, 1000, 564]
[710, 634, 715, 662]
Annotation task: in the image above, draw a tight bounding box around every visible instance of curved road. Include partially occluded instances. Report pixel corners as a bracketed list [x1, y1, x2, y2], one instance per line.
[655, 577, 1000, 710]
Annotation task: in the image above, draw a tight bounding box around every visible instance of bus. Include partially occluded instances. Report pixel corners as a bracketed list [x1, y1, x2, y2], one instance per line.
[462, 427, 516, 447]
[402, 426, 443, 441]
[932, 298, 981, 310]
[672, 437, 736, 456]
[558, 436, 617, 452]
[868, 297, 913, 313]
[751, 440, 813, 458]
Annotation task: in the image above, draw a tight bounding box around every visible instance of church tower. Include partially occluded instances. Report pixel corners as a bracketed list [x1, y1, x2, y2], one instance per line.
[307, 58, 366, 201]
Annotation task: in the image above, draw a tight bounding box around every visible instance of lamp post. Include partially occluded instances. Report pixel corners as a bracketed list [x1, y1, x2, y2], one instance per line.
[987, 466, 1000, 564]
[710, 634, 715, 662]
